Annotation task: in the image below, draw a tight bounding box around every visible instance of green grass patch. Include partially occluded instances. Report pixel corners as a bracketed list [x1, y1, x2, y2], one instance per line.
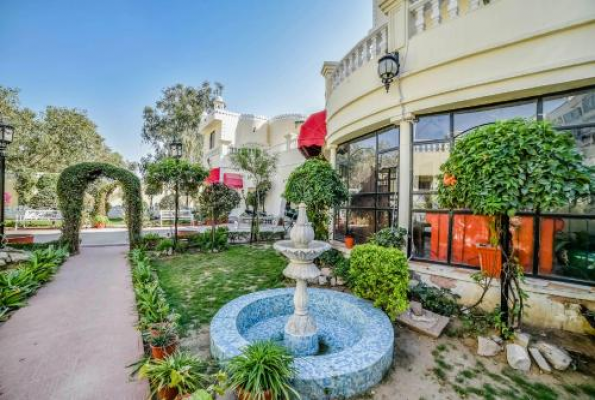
[154, 245, 287, 334]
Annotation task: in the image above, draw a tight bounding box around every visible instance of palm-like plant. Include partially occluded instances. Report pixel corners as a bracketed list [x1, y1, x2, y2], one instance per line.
[227, 341, 299, 400]
[139, 351, 210, 396]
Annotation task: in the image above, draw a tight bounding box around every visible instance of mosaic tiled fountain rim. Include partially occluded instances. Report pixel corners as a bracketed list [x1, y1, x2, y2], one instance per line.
[210, 288, 395, 395]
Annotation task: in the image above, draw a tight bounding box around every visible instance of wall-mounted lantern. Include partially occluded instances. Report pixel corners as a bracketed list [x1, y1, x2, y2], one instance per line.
[377, 52, 400, 93]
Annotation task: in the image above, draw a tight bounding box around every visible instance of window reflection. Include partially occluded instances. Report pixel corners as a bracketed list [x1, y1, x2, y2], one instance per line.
[454, 101, 536, 136]
[349, 210, 375, 243]
[348, 135, 376, 194]
[378, 150, 398, 193]
[542, 217, 595, 282]
[544, 90, 595, 126]
[412, 212, 448, 262]
[414, 114, 450, 141]
[378, 127, 399, 151]
[413, 143, 450, 191]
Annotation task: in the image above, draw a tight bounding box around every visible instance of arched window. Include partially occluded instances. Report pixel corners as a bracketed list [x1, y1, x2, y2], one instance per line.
[209, 131, 215, 149]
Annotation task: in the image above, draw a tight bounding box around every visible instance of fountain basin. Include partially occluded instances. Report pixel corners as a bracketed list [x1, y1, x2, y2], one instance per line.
[210, 288, 394, 400]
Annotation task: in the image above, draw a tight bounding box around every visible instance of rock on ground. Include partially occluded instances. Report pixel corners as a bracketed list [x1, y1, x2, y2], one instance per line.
[507, 344, 532, 371]
[515, 332, 531, 348]
[478, 336, 502, 357]
[529, 347, 552, 373]
[535, 341, 572, 371]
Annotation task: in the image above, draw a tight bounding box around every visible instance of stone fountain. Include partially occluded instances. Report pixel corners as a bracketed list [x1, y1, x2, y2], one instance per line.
[210, 203, 395, 399]
[273, 203, 330, 356]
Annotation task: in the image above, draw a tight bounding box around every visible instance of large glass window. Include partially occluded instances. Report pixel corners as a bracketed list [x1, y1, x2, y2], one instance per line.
[411, 87, 595, 285]
[334, 126, 399, 243]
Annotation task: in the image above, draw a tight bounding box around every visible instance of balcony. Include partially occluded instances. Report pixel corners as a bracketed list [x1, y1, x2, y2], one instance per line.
[330, 23, 388, 93]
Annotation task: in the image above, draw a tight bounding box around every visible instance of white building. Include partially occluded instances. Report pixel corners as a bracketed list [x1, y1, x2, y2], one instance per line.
[320, 0, 595, 333]
[198, 96, 307, 217]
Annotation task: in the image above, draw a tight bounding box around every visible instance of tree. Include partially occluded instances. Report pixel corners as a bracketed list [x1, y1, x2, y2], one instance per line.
[142, 82, 223, 162]
[197, 183, 240, 250]
[230, 147, 277, 243]
[284, 158, 349, 240]
[144, 157, 208, 202]
[0, 86, 127, 205]
[29, 174, 59, 209]
[437, 119, 593, 334]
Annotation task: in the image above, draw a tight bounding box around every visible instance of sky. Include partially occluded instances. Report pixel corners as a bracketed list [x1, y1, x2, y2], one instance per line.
[0, 0, 371, 162]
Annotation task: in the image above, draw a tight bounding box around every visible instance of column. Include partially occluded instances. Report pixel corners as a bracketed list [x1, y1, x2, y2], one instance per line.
[398, 115, 414, 236]
[328, 144, 338, 240]
[328, 144, 338, 168]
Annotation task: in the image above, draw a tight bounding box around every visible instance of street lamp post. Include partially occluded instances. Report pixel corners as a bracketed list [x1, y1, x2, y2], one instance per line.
[0, 120, 14, 243]
[169, 139, 183, 249]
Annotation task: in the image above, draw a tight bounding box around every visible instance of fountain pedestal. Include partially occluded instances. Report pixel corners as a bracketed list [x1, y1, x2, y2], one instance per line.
[273, 203, 330, 357]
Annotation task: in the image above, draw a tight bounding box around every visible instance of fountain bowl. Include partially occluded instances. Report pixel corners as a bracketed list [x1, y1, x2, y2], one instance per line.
[210, 288, 394, 400]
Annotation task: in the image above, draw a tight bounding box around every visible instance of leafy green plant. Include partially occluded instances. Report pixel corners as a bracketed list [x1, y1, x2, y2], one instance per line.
[408, 282, 460, 317]
[197, 183, 240, 251]
[144, 157, 208, 199]
[57, 162, 143, 253]
[139, 351, 210, 397]
[92, 215, 109, 225]
[0, 245, 69, 321]
[284, 158, 348, 240]
[349, 244, 409, 319]
[369, 227, 407, 249]
[437, 119, 593, 332]
[316, 248, 343, 269]
[155, 238, 175, 252]
[227, 341, 299, 400]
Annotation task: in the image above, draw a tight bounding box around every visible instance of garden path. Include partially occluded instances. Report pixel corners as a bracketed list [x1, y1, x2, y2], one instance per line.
[0, 246, 148, 400]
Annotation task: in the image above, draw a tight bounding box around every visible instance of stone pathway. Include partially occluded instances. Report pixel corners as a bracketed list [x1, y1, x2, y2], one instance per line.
[0, 246, 148, 400]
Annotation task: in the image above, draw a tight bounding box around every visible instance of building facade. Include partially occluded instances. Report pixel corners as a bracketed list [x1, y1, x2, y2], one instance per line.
[199, 96, 306, 217]
[322, 0, 595, 333]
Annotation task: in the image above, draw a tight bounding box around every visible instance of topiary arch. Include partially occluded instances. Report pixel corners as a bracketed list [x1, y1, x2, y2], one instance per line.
[57, 162, 143, 253]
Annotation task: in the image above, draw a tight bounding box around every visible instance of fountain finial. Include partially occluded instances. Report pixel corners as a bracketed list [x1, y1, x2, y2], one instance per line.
[290, 202, 314, 249]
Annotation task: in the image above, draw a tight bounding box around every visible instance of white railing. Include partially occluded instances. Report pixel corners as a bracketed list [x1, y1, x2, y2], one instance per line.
[331, 23, 388, 91]
[268, 139, 298, 154]
[409, 0, 493, 36]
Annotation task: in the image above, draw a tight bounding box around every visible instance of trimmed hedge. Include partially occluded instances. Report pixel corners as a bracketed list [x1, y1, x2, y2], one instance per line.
[57, 162, 143, 253]
[349, 244, 409, 319]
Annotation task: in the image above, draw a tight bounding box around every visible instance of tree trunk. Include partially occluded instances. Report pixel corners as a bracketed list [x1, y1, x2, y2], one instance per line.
[211, 208, 216, 252]
[499, 214, 512, 335]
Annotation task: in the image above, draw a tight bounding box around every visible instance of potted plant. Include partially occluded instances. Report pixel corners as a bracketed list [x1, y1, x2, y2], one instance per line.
[476, 217, 502, 278]
[92, 215, 109, 229]
[139, 351, 210, 400]
[227, 341, 299, 400]
[344, 229, 355, 249]
[148, 324, 178, 360]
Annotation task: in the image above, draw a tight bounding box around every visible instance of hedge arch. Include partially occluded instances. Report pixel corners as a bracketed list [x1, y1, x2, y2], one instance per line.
[57, 162, 143, 253]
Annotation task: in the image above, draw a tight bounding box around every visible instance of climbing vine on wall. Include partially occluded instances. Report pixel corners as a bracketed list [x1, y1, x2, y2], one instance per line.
[57, 162, 143, 253]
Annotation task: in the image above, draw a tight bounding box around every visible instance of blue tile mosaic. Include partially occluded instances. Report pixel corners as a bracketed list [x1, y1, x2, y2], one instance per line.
[210, 288, 394, 400]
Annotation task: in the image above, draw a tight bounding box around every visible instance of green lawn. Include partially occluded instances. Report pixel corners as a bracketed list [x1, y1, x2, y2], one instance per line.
[154, 245, 287, 334]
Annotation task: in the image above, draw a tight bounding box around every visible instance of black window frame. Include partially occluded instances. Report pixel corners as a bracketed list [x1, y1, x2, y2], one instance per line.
[334, 125, 400, 243]
[409, 86, 595, 287]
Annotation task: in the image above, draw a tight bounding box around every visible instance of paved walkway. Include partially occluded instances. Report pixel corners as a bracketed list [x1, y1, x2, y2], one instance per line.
[0, 246, 148, 400]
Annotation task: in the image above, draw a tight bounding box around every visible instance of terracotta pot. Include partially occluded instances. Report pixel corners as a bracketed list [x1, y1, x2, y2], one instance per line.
[93, 222, 106, 229]
[344, 236, 355, 249]
[5, 235, 34, 244]
[158, 386, 178, 400]
[175, 395, 192, 400]
[237, 388, 272, 400]
[150, 342, 177, 360]
[476, 244, 502, 278]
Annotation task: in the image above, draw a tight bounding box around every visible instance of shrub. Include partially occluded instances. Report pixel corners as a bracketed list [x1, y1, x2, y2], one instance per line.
[349, 244, 409, 319]
[0, 245, 69, 321]
[408, 282, 460, 317]
[284, 158, 348, 240]
[155, 238, 174, 252]
[227, 341, 299, 400]
[369, 227, 407, 249]
[316, 248, 343, 269]
[139, 351, 210, 397]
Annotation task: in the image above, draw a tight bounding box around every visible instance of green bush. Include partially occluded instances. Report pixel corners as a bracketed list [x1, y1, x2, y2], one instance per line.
[408, 282, 460, 317]
[155, 238, 174, 252]
[369, 227, 407, 249]
[0, 245, 69, 321]
[349, 244, 409, 319]
[284, 158, 348, 240]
